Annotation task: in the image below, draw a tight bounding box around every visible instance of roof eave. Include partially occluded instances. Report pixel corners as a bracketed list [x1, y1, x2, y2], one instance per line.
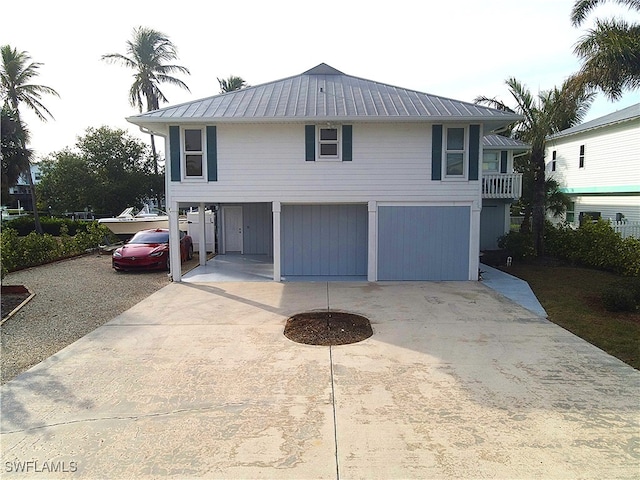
[127, 114, 522, 129]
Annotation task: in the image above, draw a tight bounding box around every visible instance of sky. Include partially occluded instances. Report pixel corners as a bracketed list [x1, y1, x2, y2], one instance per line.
[3, 0, 639, 161]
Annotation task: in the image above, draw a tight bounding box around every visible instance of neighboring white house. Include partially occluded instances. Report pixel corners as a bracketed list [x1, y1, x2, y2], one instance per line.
[480, 135, 528, 250]
[127, 63, 521, 282]
[545, 103, 640, 225]
[6, 164, 42, 212]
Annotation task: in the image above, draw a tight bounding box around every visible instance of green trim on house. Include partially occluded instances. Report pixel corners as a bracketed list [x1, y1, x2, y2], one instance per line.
[469, 124, 480, 181]
[206, 126, 217, 181]
[431, 125, 442, 180]
[305, 125, 315, 161]
[561, 185, 640, 195]
[169, 126, 180, 182]
[342, 125, 352, 161]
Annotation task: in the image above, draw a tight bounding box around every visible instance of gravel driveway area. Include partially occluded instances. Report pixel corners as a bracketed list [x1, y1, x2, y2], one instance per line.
[1, 253, 202, 384]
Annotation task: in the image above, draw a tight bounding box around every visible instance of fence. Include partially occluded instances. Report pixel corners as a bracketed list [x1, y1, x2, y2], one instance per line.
[509, 217, 640, 239]
[610, 221, 640, 239]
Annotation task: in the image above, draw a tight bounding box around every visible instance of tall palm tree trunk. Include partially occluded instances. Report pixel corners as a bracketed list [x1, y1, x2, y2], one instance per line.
[149, 133, 162, 209]
[531, 150, 546, 255]
[14, 109, 43, 234]
[25, 161, 43, 234]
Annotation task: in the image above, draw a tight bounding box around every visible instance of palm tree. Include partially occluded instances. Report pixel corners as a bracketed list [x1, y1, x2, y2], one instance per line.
[571, 0, 640, 99]
[476, 77, 595, 254]
[218, 75, 248, 93]
[102, 27, 190, 207]
[1, 106, 32, 205]
[1, 45, 59, 234]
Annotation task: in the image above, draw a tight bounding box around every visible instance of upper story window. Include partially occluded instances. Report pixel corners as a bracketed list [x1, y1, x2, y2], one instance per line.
[579, 145, 585, 168]
[318, 127, 340, 160]
[482, 152, 499, 173]
[183, 128, 204, 177]
[445, 127, 466, 177]
[551, 150, 557, 172]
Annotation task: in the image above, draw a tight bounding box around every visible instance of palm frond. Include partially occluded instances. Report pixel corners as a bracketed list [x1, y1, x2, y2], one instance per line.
[102, 27, 190, 113]
[571, 0, 640, 26]
[573, 19, 640, 99]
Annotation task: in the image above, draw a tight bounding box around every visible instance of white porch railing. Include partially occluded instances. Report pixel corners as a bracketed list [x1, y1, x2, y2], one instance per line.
[482, 173, 523, 199]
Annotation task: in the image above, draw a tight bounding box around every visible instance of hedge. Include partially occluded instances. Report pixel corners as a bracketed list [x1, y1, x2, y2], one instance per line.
[498, 219, 640, 277]
[1, 222, 116, 280]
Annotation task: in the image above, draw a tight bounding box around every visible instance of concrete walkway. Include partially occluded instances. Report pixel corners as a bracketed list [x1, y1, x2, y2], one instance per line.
[1, 280, 638, 479]
[480, 264, 548, 318]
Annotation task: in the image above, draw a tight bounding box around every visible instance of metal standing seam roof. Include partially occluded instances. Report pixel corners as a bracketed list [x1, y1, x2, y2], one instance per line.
[127, 64, 522, 128]
[482, 134, 531, 151]
[548, 102, 640, 140]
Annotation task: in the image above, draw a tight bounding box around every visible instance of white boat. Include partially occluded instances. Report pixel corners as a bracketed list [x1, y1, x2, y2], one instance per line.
[98, 206, 187, 238]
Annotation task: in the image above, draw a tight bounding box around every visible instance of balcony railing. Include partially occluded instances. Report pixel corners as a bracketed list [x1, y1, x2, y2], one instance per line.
[482, 173, 522, 199]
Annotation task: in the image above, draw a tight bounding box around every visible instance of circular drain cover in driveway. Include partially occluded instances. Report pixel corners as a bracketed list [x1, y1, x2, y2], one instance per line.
[284, 311, 373, 346]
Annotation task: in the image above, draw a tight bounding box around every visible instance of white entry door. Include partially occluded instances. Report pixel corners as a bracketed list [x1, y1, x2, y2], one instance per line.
[223, 206, 243, 253]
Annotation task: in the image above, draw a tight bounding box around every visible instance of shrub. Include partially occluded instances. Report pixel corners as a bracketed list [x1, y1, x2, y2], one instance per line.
[1, 216, 89, 236]
[0, 223, 115, 276]
[545, 219, 640, 277]
[498, 231, 535, 260]
[601, 278, 640, 312]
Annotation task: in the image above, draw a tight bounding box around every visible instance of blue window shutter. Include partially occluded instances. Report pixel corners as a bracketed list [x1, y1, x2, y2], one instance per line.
[431, 125, 442, 180]
[169, 126, 180, 181]
[500, 151, 508, 173]
[305, 125, 315, 161]
[342, 125, 352, 161]
[469, 124, 480, 181]
[207, 126, 217, 181]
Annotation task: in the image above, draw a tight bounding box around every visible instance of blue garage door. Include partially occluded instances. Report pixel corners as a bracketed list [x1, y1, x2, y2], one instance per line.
[378, 206, 470, 280]
[281, 204, 368, 276]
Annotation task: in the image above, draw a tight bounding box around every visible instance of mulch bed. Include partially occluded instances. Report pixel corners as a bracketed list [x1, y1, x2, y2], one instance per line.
[284, 311, 373, 346]
[1, 285, 31, 321]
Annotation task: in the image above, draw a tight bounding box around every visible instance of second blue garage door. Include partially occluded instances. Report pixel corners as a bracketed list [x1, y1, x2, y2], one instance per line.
[378, 206, 470, 280]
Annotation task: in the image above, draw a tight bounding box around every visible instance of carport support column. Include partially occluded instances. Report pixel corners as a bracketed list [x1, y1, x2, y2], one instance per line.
[368, 201, 377, 282]
[169, 201, 182, 282]
[199, 202, 206, 266]
[272, 201, 281, 281]
[469, 200, 481, 280]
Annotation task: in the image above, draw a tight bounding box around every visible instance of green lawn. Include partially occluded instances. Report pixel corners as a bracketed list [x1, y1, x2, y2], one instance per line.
[500, 264, 640, 370]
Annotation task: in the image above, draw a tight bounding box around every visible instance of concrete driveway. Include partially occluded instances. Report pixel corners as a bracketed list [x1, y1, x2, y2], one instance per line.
[1, 281, 638, 479]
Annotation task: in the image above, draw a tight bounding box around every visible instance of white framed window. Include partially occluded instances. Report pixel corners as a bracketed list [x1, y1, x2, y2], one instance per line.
[444, 126, 467, 177]
[318, 126, 340, 160]
[183, 128, 204, 178]
[482, 151, 499, 173]
[579, 144, 585, 168]
[551, 150, 557, 172]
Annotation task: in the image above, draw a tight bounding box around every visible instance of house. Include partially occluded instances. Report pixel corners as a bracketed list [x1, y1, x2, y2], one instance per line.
[545, 103, 640, 225]
[6, 164, 42, 212]
[127, 64, 521, 282]
[480, 135, 528, 249]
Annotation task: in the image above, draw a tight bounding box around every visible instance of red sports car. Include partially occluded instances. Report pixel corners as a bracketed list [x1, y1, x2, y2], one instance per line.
[112, 228, 193, 271]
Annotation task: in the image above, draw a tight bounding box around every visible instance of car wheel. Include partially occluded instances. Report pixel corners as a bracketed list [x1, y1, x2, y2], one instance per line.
[187, 244, 193, 260]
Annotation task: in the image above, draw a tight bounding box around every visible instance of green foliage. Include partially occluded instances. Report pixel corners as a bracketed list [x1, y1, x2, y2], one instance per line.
[545, 219, 640, 276]
[1, 106, 31, 205]
[37, 126, 164, 216]
[601, 277, 640, 312]
[2, 216, 91, 236]
[1, 223, 115, 278]
[498, 231, 535, 259]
